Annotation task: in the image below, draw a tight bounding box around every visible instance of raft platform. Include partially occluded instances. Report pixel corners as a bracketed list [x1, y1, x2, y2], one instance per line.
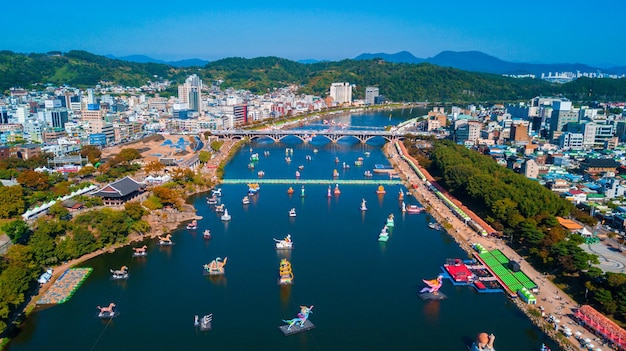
[418, 292, 447, 300]
[279, 320, 316, 336]
[37, 267, 93, 304]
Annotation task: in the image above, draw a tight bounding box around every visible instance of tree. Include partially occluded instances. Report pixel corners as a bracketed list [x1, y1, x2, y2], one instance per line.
[118, 148, 141, 164]
[1, 219, 30, 244]
[80, 145, 102, 164]
[47, 203, 70, 220]
[198, 150, 211, 163]
[143, 161, 165, 175]
[0, 185, 25, 219]
[16, 170, 50, 191]
[124, 201, 147, 221]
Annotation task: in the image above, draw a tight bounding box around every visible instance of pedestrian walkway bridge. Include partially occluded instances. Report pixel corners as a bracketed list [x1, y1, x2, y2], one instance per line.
[221, 178, 403, 185]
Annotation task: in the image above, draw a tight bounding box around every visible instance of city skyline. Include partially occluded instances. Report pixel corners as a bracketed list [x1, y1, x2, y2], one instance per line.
[1, 0, 625, 66]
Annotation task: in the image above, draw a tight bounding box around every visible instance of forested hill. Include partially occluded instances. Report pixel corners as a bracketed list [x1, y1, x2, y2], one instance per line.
[2, 50, 626, 102]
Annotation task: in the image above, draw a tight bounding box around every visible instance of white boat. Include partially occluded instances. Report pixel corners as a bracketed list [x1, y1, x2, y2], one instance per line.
[274, 234, 293, 250]
[212, 188, 222, 197]
[406, 205, 424, 214]
[207, 196, 218, 205]
[221, 209, 231, 221]
[242, 196, 250, 205]
[158, 234, 174, 246]
[364, 170, 373, 177]
[428, 222, 443, 231]
[203, 229, 212, 239]
[289, 208, 296, 217]
[360, 199, 367, 211]
[214, 204, 225, 213]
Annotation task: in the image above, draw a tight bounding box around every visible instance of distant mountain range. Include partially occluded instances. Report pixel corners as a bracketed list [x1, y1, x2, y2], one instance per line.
[353, 50, 626, 76]
[108, 51, 626, 76]
[105, 54, 209, 67]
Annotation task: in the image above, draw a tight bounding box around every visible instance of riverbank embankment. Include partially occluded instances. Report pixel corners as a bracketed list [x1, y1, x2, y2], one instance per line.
[384, 141, 589, 351]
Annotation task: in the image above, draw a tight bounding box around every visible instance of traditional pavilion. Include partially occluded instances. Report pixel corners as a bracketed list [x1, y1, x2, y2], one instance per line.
[91, 176, 145, 206]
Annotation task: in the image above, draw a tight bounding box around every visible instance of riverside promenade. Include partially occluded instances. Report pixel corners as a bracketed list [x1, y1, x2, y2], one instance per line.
[385, 141, 596, 351]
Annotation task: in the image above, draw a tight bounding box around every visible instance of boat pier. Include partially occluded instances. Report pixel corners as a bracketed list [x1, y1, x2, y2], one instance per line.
[37, 268, 93, 304]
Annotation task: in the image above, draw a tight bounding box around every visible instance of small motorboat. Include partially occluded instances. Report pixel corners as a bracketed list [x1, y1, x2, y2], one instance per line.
[110, 266, 129, 280]
[332, 169, 339, 177]
[285, 157, 291, 163]
[327, 186, 332, 198]
[187, 220, 198, 230]
[288, 208, 297, 217]
[214, 204, 225, 213]
[342, 162, 350, 169]
[305, 155, 312, 161]
[334, 157, 340, 163]
[248, 163, 255, 169]
[207, 196, 218, 205]
[313, 148, 318, 153]
[364, 170, 373, 177]
[428, 222, 443, 231]
[274, 234, 293, 250]
[287, 187, 294, 195]
[203, 229, 212, 239]
[242, 196, 250, 205]
[250, 153, 259, 161]
[212, 188, 222, 197]
[295, 171, 300, 178]
[298, 165, 304, 170]
[406, 205, 424, 214]
[364, 152, 371, 157]
[300, 186, 305, 198]
[398, 189, 404, 201]
[221, 209, 231, 221]
[360, 199, 367, 211]
[257, 170, 265, 177]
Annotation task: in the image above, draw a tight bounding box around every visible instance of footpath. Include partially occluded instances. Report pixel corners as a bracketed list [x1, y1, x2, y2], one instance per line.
[385, 142, 597, 351]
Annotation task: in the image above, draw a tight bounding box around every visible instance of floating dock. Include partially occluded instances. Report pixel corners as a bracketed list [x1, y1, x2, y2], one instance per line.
[37, 268, 92, 304]
[278, 320, 316, 336]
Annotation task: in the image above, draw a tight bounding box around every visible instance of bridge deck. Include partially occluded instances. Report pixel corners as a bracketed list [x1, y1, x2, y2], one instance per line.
[221, 179, 403, 185]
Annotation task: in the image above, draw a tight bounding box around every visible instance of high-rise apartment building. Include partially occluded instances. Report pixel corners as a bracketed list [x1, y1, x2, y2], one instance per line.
[365, 87, 379, 105]
[549, 99, 578, 140]
[329, 82, 352, 105]
[178, 74, 203, 112]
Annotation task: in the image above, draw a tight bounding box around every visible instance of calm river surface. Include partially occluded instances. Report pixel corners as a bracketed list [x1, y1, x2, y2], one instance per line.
[8, 109, 558, 350]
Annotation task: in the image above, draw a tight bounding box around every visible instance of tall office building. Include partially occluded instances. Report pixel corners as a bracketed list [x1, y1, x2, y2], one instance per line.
[178, 74, 203, 112]
[329, 82, 352, 105]
[549, 99, 578, 140]
[365, 87, 379, 105]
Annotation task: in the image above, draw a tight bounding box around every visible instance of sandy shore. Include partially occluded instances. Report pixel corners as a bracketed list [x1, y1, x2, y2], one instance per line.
[384, 142, 596, 351]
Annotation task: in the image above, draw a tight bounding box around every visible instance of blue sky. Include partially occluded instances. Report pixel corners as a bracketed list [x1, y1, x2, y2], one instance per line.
[2, 0, 624, 66]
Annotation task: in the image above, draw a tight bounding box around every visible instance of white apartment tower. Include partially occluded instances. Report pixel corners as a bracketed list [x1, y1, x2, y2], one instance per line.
[329, 82, 352, 105]
[178, 74, 203, 112]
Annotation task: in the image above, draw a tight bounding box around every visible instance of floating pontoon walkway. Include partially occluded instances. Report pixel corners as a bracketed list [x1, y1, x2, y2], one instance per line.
[221, 179, 403, 185]
[37, 267, 92, 304]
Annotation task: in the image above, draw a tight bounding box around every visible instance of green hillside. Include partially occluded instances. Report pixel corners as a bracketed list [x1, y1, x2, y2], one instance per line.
[1, 50, 626, 102]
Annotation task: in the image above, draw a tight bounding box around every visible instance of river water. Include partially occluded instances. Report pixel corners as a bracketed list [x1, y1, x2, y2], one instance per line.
[7, 108, 558, 350]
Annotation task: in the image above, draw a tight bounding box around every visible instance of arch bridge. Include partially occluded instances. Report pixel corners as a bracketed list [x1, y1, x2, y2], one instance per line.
[210, 129, 401, 143]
